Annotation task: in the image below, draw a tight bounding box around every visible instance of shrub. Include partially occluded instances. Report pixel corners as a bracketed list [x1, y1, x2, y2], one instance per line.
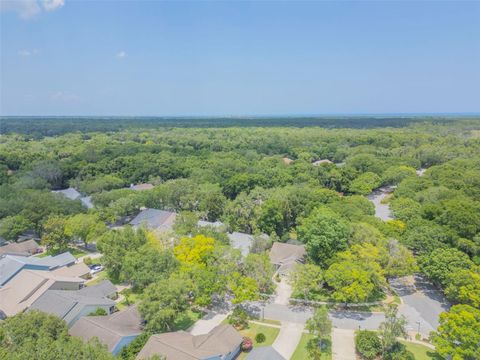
[83, 256, 93, 266]
[227, 306, 249, 330]
[255, 333, 266, 343]
[355, 330, 381, 360]
[242, 337, 253, 352]
[383, 342, 414, 360]
[88, 307, 107, 316]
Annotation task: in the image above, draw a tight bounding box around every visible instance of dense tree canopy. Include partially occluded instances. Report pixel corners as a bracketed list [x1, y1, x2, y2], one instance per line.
[0, 311, 114, 360]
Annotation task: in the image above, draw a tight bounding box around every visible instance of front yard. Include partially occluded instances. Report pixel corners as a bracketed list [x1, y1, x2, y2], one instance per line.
[291, 333, 331, 360]
[400, 341, 443, 360]
[236, 321, 281, 360]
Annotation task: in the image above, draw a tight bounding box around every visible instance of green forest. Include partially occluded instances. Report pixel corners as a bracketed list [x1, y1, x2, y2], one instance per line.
[1, 117, 480, 359]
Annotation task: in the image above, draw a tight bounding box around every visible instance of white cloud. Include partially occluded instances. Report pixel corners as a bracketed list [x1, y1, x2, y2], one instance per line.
[18, 49, 32, 56]
[18, 49, 39, 57]
[0, 0, 41, 19]
[51, 91, 80, 102]
[0, 0, 63, 19]
[42, 0, 64, 12]
[116, 51, 127, 59]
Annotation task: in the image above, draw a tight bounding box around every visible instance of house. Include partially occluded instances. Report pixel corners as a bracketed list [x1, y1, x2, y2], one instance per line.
[80, 196, 94, 209]
[246, 346, 286, 360]
[29, 281, 116, 326]
[52, 188, 94, 209]
[0, 239, 41, 257]
[0, 252, 76, 286]
[17, 230, 41, 243]
[130, 208, 177, 233]
[77, 280, 118, 299]
[227, 232, 254, 257]
[312, 159, 333, 166]
[130, 183, 154, 191]
[136, 324, 242, 360]
[52, 187, 82, 200]
[52, 262, 91, 279]
[197, 220, 225, 229]
[269, 242, 306, 274]
[0, 270, 84, 317]
[69, 306, 143, 355]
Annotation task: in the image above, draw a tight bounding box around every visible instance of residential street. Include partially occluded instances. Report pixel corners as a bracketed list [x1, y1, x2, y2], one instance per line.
[330, 310, 385, 330]
[390, 275, 450, 336]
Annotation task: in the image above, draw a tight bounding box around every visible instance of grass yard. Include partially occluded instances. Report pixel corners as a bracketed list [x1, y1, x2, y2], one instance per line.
[116, 290, 142, 310]
[400, 341, 443, 360]
[236, 322, 280, 360]
[239, 321, 280, 347]
[173, 309, 204, 331]
[85, 270, 108, 286]
[259, 318, 281, 326]
[291, 333, 332, 360]
[35, 247, 87, 259]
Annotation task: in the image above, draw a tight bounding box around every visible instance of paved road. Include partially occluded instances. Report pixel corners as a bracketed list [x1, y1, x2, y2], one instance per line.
[330, 310, 385, 331]
[390, 275, 450, 335]
[332, 328, 356, 360]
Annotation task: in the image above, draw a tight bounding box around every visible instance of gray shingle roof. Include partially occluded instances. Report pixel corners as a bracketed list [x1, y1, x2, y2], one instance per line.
[52, 187, 81, 200]
[245, 346, 286, 360]
[228, 232, 254, 257]
[69, 306, 143, 352]
[78, 280, 117, 299]
[0, 252, 75, 286]
[130, 209, 176, 232]
[197, 220, 224, 228]
[80, 196, 94, 209]
[29, 282, 116, 324]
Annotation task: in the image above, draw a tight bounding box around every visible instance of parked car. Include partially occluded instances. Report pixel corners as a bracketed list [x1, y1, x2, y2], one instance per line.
[89, 264, 104, 275]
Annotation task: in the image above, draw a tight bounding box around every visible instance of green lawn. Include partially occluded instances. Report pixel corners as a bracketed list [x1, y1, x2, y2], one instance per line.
[239, 321, 280, 347]
[85, 271, 108, 286]
[291, 333, 332, 360]
[173, 309, 204, 331]
[259, 318, 281, 326]
[400, 341, 443, 360]
[236, 322, 281, 360]
[35, 247, 87, 259]
[116, 290, 142, 310]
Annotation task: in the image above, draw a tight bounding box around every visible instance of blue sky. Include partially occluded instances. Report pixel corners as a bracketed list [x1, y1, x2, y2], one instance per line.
[1, 1, 479, 116]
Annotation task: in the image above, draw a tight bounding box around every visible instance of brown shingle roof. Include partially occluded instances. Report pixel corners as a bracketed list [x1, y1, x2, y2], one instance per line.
[0, 240, 41, 256]
[52, 262, 90, 278]
[0, 270, 84, 316]
[269, 242, 306, 266]
[136, 324, 242, 360]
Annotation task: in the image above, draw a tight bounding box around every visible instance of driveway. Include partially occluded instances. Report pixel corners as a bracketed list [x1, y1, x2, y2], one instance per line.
[274, 277, 292, 305]
[390, 275, 450, 335]
[272, 321, 304, 359]
[332, 328, 356, 360]
[189, 309, 229, 335]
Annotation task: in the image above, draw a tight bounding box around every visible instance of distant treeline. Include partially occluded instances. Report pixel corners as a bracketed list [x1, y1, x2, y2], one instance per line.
[0, 116, 473, 136]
